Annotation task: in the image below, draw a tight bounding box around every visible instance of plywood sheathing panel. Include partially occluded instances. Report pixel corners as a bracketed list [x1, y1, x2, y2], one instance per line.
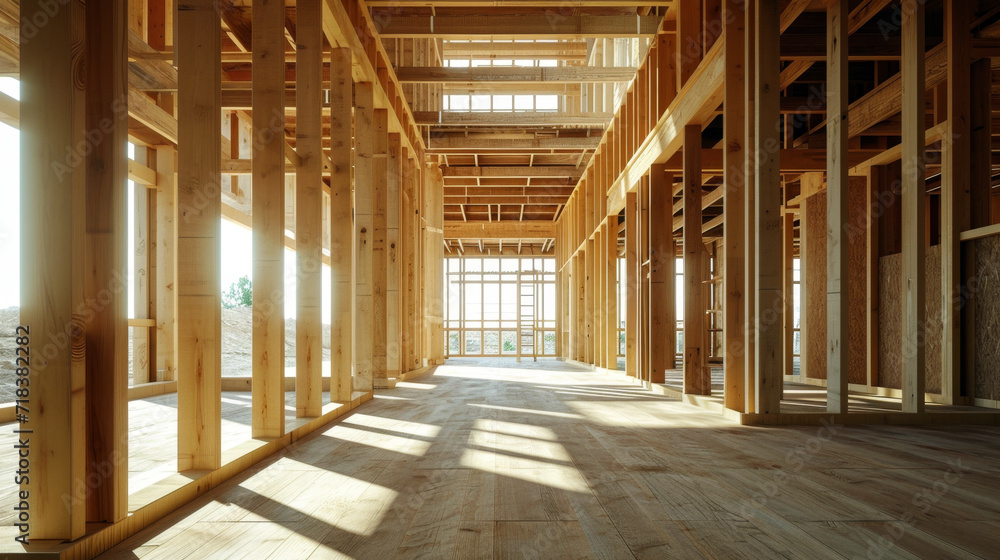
[974, 236, 1000, 401]
[805, 193, 827, 380]
[878, 245, 942, 392]
[847, 176, 868, 386]
[803, 177, 867, 384]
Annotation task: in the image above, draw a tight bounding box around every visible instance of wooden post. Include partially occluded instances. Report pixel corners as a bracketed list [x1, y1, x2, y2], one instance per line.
[587, 236, 596, 364]
[372, 109, 389, 386]
[783, 212, 795, 380]
[678, 0, 702, 87]
[683, 125, 710, 395]
[743, 0, 758, 412]
[355, 83, 375, 390]
[296, 0, 323, 417]
[754, 0, 782, 414]
[20, 0, 87, 539]
[84, 0, 129, 522]
[252, 0, 286, 438]
[826, 0, 849, 413]
[177, 0, 222, 470]
[387, 133, 401, 379]
[607, 217, 620, 369]
[423, 163, 445, 365]
[901, 0, 925, 413]
[133, 150, 151, 386]
[640, 175, 651, 382]
[595, 225, 604, 368]
[625, 192, 639, 377]
[330, 48, 353, 402]
[723, 0, 746, 411]
[155, 145, 177, 383]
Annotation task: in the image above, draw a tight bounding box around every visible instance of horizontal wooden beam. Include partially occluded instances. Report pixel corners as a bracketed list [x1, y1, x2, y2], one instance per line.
[441, 83, 584, 94]
[0, 90, 18, 129]
[443, 186, 576, 196]
[444, 220, 557, 238]
[662, 148, 884, 173]
[375, 15, 663, 38]
[128, 88, 177, 144]
[442, 166, 583, 178]
[415, 111, 613, 126]
[428, 136, 601, 151]
[397, 66, 637, 83]
[440, 41, 589, 57]
[444, 196, 566, 205]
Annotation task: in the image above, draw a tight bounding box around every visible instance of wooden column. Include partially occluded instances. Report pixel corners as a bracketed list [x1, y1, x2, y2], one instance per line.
[85, 0, 129, 522]
[295, 0, 323, 417]
[783, 212, 795, 380]
[355, 83, 375, 391]
[423, 163, 445, 365]
[640, 175, 651, 382]
[587, 236, 596, 364]
[683, 125, 710, 395]
[401, 153, 415, 373]
[595, 225, 604, 368]
[826, 0, 849, 413]
[607, 218, 620, 369]
[20, 0, 87, 539]
[900, 0, 925, 413]
[387, 133, 401, 379]
[678, 0, 702, 86]
[133, 150, 152, 386]
[743, 0, 758, 412]
[723, 0, 746, 411]
[177, 0, 221, 470]
[155, 145, 178, 383]
[754, 0, 782, 413]
[252, 0, 286, 438]
[372, 110, 388, 386]
[625, 192, 639, 377]
[330, 48, 353, 402]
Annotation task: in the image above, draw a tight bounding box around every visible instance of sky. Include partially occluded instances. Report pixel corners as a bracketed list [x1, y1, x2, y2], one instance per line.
[0, 76, 330, 322]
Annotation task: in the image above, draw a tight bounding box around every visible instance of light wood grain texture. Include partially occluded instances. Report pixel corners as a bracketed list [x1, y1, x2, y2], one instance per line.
[18, 0, 88, 539]
[91, 359, 1000, 560]
[252, 0, 286, 438]
[625, 192, 638, 378]
[683, 125, 709, 395]
[176, 0, 222, 472]
[387, 133, 402, 379]
[155, 146, 178, 383]
[826, 0, 849, 414]
[723, 0, 746, 412]
[372, 109, 389, 384]
[753, 0, 782, 414]
[355, 83, 375, 390]
[901, 0, 926, 413]
[329, 47, 354, 402]
[295, 0, 324, 418]
[82, 0, 130, 524]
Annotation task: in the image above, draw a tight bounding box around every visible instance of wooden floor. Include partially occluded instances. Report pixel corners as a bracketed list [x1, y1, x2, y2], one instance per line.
[79, 358, 1000, 558]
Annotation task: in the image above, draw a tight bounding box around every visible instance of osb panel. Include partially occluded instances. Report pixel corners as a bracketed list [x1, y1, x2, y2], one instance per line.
[879, 253, 902, 389]
[974, 236, 1000, 400]
[848, 177, 868, 385]
[878, 245, 943, 392]
[805, 195, 827, 380]
[925, 245, 943, 394]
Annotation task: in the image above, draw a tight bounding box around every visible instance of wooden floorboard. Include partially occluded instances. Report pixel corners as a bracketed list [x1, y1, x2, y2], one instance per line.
[69, 357, 1000, 559]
